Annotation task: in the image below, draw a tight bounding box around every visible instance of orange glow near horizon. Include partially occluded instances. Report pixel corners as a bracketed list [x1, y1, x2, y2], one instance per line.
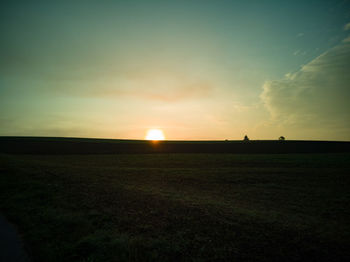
[145, 129, 165, 140]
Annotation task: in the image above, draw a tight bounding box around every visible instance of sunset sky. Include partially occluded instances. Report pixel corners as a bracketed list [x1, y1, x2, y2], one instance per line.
[1, 0, 350, 140]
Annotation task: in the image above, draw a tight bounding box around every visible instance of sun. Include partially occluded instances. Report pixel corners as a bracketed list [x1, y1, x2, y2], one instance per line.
[145, 129, 165, 140]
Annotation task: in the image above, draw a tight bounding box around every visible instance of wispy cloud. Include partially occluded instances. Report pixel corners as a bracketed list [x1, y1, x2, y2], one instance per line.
[87, 78, 215, 102]
[0, 51, 215, 102]
[292, 50, 307, 56]
[344, 22, 350, 31]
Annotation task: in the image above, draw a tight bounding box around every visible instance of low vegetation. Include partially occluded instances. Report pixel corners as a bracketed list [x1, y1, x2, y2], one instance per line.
[1, 153, 349, 261]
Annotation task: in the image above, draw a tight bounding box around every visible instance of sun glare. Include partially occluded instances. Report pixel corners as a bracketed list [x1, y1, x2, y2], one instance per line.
[146, 129, 165, 140]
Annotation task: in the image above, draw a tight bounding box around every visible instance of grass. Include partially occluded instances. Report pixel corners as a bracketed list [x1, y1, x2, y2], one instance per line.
[1, 153, 350, 261]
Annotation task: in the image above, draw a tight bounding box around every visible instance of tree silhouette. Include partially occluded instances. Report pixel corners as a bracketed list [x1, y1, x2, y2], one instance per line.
[244, 135, 249, 141]
[279, 136, 285, 141]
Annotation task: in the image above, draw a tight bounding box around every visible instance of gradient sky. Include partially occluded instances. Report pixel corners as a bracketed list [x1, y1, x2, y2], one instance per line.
[1, 0, 350, 140]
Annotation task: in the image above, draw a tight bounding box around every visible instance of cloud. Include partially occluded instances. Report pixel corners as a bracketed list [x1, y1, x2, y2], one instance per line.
[343, 36, 350, 43]
[0, 51, 215, 102]
[120, 82, 213, 102]
[292, 50, 307, 56]
[84, 77, 215, 102]
[52, 69, 216, 102]
[261, 38, 350, 139]
[344, 22, 350, 31]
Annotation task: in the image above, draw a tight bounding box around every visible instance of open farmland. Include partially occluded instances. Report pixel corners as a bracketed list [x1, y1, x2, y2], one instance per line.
[1, 145, 350, 261]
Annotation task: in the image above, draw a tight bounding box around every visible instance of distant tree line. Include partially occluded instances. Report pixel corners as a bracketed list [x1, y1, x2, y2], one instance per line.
[241, 135, 286, 141]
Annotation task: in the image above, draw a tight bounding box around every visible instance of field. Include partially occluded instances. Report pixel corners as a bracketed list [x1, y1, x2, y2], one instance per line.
[1, 136, 350, 154]
[1, 139, 350, 261]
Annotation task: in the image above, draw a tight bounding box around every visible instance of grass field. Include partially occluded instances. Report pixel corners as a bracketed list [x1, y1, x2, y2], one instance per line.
[1, 136, 349, 154]
[1, 152, 350, 261]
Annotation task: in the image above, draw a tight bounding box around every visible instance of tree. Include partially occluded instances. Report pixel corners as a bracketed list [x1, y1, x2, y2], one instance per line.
[279, 136, 285, 141]
[244, 135, 249, 141]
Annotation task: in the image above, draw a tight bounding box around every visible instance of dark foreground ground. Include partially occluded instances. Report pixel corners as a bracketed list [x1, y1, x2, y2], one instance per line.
[0, 215, 29, 262]
[0, 138, 350, 261]
[1, 136, 350, 154]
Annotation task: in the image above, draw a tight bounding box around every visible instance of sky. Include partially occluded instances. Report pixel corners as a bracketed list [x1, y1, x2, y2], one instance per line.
[1, 0, 350, 140]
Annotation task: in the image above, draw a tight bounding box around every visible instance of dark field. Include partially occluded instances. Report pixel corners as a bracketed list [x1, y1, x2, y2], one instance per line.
[1, 136, 350, 154]
[1, 139, 350, 261]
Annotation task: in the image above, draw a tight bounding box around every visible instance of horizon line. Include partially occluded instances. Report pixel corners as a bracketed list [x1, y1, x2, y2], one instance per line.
[0, 135, 349, 143]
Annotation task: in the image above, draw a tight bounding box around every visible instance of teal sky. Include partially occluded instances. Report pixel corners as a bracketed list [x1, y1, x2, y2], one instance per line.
[1, 0, 350, 140]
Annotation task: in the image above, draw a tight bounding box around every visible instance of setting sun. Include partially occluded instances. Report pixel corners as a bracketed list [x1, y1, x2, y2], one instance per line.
[145, 129, 165, 140]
